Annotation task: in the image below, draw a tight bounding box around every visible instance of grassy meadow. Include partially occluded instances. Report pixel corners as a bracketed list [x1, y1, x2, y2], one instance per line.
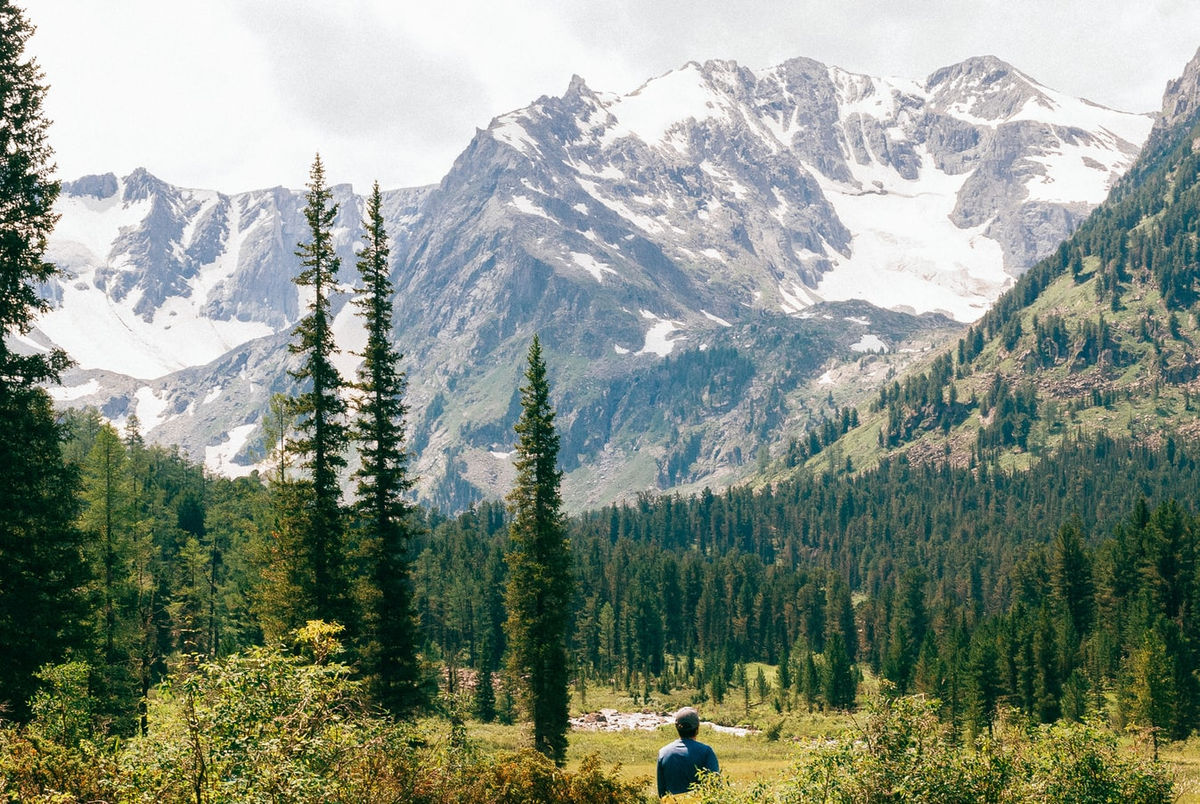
[454, 663, 1200, 802]
[462, 665, 858, 799]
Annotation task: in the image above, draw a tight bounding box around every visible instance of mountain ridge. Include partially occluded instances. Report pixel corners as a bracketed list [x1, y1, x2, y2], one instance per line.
[29, 53, 1154, 510]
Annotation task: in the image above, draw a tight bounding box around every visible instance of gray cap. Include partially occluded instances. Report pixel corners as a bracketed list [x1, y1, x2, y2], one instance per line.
[674, 706, 700, 731]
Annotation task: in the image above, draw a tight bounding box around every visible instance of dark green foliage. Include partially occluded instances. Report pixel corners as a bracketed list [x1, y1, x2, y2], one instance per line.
[505, 336, 573, 764]
[976, 376, 1038, 452]
[78, 424, 141, 732]
[411, 433, 1200, 738]
[0, 388, 88, 721]
[784, 406, 860, 466]
[875, 353, 965, 447]
[68, 419, 266, 734]
[351, 182, 424, 714]
[0, 1, 89, 724]
[559, 343, 756, 474]
[285, 155, 353, 631]
[821, 631, 856, 709]
[0, 1, 69, 389]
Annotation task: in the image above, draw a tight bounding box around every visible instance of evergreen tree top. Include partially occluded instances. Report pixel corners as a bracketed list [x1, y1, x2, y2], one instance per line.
[0, 0, 68, 388]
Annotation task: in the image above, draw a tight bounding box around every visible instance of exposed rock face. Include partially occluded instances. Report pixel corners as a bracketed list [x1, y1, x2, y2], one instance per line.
[31, 54, 1153, 509]
[1157, 46, 1200, 137]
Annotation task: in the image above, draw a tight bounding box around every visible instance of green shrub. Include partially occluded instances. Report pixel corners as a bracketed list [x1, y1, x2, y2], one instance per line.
[451, 751, 648, 803]
[692, 695, 1173, 804]
[1, 623, 648, 803]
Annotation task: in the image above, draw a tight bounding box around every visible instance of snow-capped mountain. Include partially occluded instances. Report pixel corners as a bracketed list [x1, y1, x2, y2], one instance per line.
[30, 54, 1153, 508]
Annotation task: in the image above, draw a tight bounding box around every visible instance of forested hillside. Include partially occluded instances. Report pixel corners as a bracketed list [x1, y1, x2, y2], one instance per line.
[418, 435, 1200, 739]
[11, 397, 1200, 747]
[799, 48, 1200, 480]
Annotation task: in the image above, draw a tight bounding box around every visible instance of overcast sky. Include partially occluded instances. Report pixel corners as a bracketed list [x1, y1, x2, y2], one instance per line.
[26, 1, 1200, 194]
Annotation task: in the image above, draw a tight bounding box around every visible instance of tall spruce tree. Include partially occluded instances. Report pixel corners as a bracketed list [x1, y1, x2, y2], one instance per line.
[352, 181, 423, 713]
[0, 2, 89, 720]
[0, 388, 87, 720]
[0, 1, 68, 389]
[504, 335, 573, 764]
[285, 154, 352, 630]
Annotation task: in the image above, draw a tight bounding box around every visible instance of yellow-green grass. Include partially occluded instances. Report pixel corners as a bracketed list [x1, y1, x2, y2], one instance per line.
[1160, 738, 1200, 803]
[467, 717, 820, 799]
[456, 675, 860, 799]
[460, 716, 1200, 801]
[450, 664, 1198, 800]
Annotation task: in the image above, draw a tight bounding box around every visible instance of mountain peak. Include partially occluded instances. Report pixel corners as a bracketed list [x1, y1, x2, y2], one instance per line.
[62, 172, 118, 200]
[42, 50, 1157, 506]
[1156, 45, 1200, 137]
[929, 54, 1023, 83]
[924, 55, 1045, 122]
[566, 73, 589, 95]
[122, 167, 169, 202]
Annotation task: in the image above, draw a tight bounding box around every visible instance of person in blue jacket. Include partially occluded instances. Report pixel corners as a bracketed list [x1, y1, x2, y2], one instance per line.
[656, 706, 719, 797]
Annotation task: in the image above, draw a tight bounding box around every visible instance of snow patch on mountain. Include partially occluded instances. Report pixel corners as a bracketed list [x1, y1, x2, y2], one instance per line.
[509, 194, 554, 221]
[810, 147, 1010, 321]
[134, 386, 169, 433]
[47, 378, 100, 402]
[603, 62, 730, 149]
[571, 251, 618, 282]
[638, 310, 685, 356]
[1008, 85, 1152, 145]
[1024, 138, 1134, 204]
[779, 281, 822, 314]
[52, 193, 152, 264]
[205, 424, 258, 477]
[36, 280, 273, 379]
[701, 310, 732, 327]
[492, 113, 540, 155]
[851, 334, 889, 353]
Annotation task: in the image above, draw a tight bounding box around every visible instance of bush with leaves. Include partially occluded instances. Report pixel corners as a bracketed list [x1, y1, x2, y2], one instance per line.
[692, 695, 1172, 803]
[1, 622, 643, 803]
[0, 662, 115, 803]
[114, 621, 426, 803]
[448, 751, 647, 804]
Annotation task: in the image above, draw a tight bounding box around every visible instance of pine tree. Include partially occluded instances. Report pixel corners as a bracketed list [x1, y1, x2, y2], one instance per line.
[285, 154, 352, 630]
[256, 394, 310, 641]
[1122, 623, 1178, 756]
[352, 181, 423, 714]
[78, 424, 139, 732]
[1053, 520, 1095, 641]
[0, 1, 69, 389]
[0, 389, 88, 720]
[800, 648, 821, 711]
[473, 640, 497, 723]
[822, 630, 857, 709]
[504, 335, 573, 764]
[0, 0, 89, 722]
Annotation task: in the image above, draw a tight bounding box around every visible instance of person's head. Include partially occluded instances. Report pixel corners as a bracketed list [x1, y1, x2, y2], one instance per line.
[674, 706, 700, 739]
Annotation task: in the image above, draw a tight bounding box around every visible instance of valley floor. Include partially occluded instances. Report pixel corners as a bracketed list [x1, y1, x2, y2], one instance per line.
[459, 673, 1195, 801]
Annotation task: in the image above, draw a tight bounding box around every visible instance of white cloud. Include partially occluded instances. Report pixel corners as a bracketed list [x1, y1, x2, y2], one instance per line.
[25, 1, 1200, 193]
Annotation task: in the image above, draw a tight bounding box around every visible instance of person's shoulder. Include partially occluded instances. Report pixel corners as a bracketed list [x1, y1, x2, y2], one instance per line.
[658, 739, 683, 757]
